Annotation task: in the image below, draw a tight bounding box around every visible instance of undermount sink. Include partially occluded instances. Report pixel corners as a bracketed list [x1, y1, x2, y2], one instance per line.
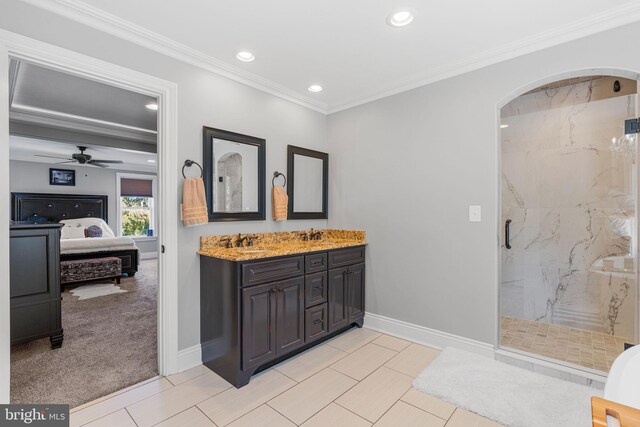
[236, 248, 269, 253]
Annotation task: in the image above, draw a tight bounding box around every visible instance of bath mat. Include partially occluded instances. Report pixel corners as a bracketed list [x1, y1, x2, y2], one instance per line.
[69, 283, 127, 300]
[413, 347, 601, 427]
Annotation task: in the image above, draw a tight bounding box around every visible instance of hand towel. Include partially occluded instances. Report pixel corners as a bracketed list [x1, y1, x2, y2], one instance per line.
[272, 187, 288, 221]
[182, 177, 208, 226]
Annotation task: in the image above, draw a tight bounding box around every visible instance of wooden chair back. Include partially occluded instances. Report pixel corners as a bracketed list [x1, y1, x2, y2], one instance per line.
[592, 396, 640, 427]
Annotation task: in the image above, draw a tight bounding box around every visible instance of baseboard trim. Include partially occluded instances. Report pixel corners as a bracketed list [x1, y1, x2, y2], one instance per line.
[364, 312, 495, 357]
[177, 344, 202, 373]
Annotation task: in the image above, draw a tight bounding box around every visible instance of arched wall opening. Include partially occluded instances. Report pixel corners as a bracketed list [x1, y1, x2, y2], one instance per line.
[497, 70, 640, 374]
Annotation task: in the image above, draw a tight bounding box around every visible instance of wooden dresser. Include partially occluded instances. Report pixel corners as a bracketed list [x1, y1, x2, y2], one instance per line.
[10, 223, 64, 348]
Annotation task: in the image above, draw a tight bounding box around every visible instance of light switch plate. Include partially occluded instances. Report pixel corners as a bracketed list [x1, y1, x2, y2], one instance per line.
[469, 205, 481, 222]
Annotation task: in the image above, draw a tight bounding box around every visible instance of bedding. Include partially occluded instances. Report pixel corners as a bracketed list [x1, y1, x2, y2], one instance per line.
[60, 218, 115, 239]
[60, 236, 139, 255]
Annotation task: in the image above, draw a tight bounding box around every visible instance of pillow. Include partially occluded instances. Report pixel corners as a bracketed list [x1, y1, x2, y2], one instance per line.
[60, 218, 115, 237]
[60, 223, 86, 239]
[84, 225, 103, 238]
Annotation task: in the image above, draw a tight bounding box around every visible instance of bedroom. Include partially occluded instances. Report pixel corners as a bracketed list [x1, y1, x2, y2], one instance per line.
[7, 60, 160, 407]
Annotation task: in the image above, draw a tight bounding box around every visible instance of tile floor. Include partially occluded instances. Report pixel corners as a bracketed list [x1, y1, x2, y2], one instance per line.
[70, 327, 504, 427]
[501, 316, 635, 371]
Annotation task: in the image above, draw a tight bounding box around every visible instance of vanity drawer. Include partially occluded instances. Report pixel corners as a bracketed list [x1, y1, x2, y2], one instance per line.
[305, 272, 327, 308]
[328, 247, 365, 268]
[242, 256, 305, 286]
[305, 253, 327, 273]
[305, 303, 328, 342]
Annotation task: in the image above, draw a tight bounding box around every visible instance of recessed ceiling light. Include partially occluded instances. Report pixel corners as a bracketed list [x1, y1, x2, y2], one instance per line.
[236, 51, 256, 62]
[307, 84, 323, 93]
[387, 9, 415, 27]
[145, 102, 158, 111]
[500, 124, 509, 129]
[147, 159, 156, 163]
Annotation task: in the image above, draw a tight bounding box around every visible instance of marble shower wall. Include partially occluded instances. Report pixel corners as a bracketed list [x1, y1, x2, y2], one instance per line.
[500, 77, 638, 339]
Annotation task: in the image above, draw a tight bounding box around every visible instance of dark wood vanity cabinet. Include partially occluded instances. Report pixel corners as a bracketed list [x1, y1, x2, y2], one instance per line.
[328, 263, 365, 332]
[200, 245, 365, 387]
[10, 223, 64, 348]
[242, 276, 305, 370]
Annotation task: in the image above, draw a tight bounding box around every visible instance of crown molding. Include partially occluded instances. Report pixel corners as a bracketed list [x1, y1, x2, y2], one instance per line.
[327, 1, 640, 114]
[21, 0, 328, 114]
[19, 0, 640, 116]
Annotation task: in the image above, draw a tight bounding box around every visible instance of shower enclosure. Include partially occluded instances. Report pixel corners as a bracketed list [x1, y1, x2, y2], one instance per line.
[499, 75, 639, 373]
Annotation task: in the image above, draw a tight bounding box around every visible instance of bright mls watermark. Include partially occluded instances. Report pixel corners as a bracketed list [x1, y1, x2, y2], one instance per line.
[0, 405, 69, 426]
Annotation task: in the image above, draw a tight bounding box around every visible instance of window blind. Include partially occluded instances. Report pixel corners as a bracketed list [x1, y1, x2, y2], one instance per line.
[121, 178, 153, 197]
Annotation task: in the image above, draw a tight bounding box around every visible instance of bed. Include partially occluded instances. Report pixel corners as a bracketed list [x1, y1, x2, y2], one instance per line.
[11, 192, 140, 277]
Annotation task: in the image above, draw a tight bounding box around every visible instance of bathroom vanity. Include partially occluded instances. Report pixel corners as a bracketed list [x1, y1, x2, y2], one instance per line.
[199, 230, 365, 387]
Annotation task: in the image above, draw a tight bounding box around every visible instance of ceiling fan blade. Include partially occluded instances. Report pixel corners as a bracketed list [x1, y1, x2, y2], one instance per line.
[90, 159, 124, 164]
[35, 154, 74, 160]
[88, 162, 108, 168]
[56, 161, 76, 164]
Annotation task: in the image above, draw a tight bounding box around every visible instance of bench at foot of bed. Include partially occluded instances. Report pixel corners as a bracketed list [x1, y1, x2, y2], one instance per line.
[60, 249, 139, 278]
[61, 257, 122, 286]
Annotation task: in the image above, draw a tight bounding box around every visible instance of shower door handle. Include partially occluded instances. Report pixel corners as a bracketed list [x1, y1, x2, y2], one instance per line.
[505, 219, 512, 249]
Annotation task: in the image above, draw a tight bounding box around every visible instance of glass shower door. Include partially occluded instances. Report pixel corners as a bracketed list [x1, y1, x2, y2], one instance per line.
[499, 76, 638, 372]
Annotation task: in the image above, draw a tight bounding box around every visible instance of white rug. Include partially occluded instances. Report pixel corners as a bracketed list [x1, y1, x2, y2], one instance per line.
[69, 283, 128, 300]
[413, 348, 602, 427]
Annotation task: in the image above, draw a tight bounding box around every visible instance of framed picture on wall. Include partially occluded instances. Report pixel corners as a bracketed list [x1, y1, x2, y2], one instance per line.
[49, 168, 76, 186]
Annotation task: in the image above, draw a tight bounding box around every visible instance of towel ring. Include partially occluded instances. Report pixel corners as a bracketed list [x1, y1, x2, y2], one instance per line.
[272, 171, 286, 187]
[182, 160, 203, 179]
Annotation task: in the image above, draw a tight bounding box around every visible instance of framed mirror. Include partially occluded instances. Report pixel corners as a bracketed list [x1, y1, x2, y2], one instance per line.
[287, 145, 328, 220]
[203, 126, 266, 221]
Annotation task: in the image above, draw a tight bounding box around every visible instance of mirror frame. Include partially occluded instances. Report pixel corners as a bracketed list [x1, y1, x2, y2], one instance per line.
[287, 145, 328, 220]
[203, 126, 266, 222]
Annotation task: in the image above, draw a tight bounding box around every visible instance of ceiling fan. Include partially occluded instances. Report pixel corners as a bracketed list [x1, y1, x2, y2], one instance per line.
[35, 146, 124, 168]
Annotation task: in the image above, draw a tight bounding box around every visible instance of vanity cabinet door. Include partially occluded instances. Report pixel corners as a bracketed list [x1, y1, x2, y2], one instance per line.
[347, 263, 365, 323]
[242, 282, 277, 370]
[328, 267, 349, 332]
[276, 277, 305, 355]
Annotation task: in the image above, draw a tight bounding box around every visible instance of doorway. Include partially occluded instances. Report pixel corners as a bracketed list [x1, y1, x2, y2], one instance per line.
[498, 74, 639, 374]
[0, 33, 179, 405]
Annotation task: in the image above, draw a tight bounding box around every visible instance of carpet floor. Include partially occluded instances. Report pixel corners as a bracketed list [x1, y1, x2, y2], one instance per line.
[413, 347, 601, 427]
[10, 259, 158, 408]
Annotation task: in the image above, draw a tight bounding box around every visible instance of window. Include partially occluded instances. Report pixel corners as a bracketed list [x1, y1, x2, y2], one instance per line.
[117, 174, 156, 237]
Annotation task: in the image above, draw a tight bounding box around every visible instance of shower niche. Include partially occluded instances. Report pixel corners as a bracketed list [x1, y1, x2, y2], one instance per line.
[499, 75, 639, 373]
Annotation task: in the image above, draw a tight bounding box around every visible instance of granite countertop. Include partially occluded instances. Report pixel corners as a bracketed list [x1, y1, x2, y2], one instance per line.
[198, 229, 366, 261]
